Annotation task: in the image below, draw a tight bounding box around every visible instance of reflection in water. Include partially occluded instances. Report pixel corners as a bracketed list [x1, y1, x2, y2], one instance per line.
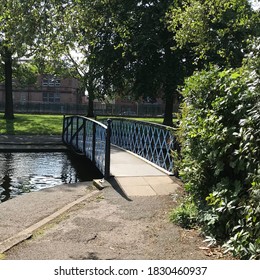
[0, 151, 102, 203]
[0, 175, 11, 202]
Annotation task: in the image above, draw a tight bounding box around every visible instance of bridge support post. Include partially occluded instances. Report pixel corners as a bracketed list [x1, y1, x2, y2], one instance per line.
[92, 122, 96, 164]
[105, 119, 111, 179]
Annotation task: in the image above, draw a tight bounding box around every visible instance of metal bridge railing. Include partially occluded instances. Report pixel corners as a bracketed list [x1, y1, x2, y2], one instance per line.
[107, 118, 176, 174]
[62, 116, 111, 179]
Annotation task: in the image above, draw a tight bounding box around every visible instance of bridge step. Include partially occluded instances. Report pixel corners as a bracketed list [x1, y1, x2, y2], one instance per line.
[92, 176, 181, 197]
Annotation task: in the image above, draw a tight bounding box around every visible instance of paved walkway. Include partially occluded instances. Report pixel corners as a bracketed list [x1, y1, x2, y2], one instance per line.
[109, 145, 180, 196]
[0, 135, 182, 256]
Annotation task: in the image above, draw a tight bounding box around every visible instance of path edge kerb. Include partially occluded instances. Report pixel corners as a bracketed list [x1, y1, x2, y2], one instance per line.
[0, 189, 101, 254]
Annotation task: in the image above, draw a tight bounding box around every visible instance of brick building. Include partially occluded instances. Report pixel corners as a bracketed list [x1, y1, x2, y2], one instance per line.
[0, 74, 86, 114]
[0, 74, 179, 116]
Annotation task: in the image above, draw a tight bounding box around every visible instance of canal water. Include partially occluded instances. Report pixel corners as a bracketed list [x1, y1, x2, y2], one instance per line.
[0, 151, 102, 203]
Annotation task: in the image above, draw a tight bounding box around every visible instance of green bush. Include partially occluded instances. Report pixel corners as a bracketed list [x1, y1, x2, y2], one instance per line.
[176, 46, 260, 259]
[169, 197, 198, 229]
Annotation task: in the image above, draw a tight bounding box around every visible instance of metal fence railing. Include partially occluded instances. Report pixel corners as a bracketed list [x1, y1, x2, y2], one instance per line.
[0, 102, 88, 115]
[62, 116, 111, 179]
[106, 118, 175, 174]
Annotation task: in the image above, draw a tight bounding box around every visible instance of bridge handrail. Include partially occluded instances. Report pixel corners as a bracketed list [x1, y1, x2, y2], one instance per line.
[101, 118, 176, 174]
[62, 115, 111, 179]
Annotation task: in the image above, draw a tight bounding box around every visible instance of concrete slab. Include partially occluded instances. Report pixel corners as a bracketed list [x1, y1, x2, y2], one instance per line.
[118, 184, 157, 197]
[143, 176, 175, 185]
[150, 183, 180, 196]
[115, 177, 148, 186]
[111, 164, 164, 176]
[0, 135, 66, 151]
[113, 176, 179, 197]
[110, 146, 166, 177]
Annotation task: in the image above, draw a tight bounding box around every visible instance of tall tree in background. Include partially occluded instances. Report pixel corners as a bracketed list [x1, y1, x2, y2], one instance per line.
[103, 0, 185, 126]
[168, 0, 260, 68]
[88, 0, 191, 126]
[36, 0, 115, 117]
[57, 0, 193, 125]
[0, 0, 56, 119]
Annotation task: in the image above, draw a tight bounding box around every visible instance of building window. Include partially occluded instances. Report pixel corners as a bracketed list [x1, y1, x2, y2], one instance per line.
[43, 92, 60, 103]
[42, 79, 49, 86]
[42, 77, 61, 87]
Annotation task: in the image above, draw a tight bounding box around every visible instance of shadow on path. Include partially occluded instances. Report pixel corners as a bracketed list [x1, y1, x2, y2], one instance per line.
[107, 177, 132, 202]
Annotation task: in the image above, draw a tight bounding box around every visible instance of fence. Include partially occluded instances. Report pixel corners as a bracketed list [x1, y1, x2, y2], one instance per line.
[0, 102, 88, 115]
[62, 116, 111, 179]
[0, 102, 179, 117]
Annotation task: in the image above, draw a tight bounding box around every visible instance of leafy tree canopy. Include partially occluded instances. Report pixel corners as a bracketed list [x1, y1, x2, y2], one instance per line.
[168, 0, 260, 68]
[0, 0, 62, 118]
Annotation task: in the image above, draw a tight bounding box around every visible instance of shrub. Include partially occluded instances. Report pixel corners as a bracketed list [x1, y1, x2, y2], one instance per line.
[175, 45, 260, 259]
[169, 197, 198, 229]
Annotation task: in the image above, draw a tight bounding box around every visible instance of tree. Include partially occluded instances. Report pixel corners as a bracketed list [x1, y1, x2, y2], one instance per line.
[168, 0, 260, 68]
[106, 0, 182, 126]
[35, 0, 110, 117]
[56, 0, 193, 126]
[0, 0, 59, 119]
[93, 0, 191, 126]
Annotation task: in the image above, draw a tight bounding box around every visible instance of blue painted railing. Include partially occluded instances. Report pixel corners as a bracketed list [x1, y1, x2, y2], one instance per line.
[102, 118, 175, 174]
[62, 116, 111, 179]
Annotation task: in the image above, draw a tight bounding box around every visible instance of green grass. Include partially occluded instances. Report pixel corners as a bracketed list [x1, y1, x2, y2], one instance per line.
[97, 116, 178, 126]
[0, 113, 64, 135]
[0, 113, 176, 135]
[169, 197, 198, 229]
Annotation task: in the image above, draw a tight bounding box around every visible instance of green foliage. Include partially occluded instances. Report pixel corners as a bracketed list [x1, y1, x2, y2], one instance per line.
[169, 197, 198, 229]
[14, 63, 39, 87]
[176, 43, 260, 259]
[168, 0, 260, 67]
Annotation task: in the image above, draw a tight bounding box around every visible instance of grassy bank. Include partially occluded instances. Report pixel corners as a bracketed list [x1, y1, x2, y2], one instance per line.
[0, 113, 172, 135]
[97, 116, 166, 125]
[0, 114, 64, 135]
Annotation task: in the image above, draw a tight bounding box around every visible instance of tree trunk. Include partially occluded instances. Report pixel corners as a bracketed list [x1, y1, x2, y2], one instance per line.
[4, 47, 14, 120]
[86, 75, 95, 118]
[87, 92, 94, 117]
[162, 43, 175, 127]
[163, 93, 174, 127]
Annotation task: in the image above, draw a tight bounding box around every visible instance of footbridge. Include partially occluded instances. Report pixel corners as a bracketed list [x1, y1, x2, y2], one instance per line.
[62, 116, 177, 181]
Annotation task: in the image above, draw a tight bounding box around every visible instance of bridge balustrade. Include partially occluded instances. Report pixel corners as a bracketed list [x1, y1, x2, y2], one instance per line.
[62, 116, 111, 179]
[107, 118, 175, 174]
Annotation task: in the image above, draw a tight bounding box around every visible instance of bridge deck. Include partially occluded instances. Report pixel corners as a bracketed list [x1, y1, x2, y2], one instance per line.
[109, 146, 180, 197]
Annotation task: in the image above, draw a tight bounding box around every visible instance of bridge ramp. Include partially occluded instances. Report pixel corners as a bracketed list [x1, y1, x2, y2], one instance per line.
[110, 146, 181, 197]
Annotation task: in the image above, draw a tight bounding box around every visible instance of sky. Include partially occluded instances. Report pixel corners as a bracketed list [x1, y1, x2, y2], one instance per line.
[250, 0, 260, 9]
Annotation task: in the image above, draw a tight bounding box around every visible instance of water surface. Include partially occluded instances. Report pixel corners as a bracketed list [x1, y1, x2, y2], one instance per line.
[0, 151, 102, 203]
